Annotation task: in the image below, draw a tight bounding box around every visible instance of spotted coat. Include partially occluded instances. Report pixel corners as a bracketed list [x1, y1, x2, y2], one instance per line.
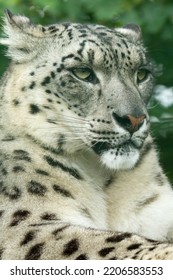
[0, 10, 173, 260]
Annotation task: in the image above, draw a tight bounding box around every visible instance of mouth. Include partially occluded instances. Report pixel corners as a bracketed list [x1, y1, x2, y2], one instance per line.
[91, 140, 139, 155]
[91, 140, 141, 170]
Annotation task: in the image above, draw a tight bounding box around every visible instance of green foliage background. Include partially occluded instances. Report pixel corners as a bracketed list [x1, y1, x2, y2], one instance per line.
[0, 0, 173, 182]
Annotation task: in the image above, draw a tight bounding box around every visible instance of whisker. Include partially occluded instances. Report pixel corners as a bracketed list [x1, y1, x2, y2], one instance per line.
[148, 102, 159, 110]
[35, 126, 87, 130]
[58, 136, 83, 140]
[59, 118, 88, 124]
[61, 115, 89, 122]
[24, 118, 89, 126]
[23, 113, 89, 121]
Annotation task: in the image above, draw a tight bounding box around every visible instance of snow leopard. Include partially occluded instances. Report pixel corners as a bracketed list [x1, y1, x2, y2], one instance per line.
[0, 10, 173, 260]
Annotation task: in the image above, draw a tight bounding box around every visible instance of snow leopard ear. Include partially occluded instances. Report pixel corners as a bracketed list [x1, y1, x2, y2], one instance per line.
[0, 9, 45, 62]
[115, 24, 142, 42]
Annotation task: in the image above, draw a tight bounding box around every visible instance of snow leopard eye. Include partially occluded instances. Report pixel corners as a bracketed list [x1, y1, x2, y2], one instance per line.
[73, 67, 91, 79]
[71, 67, 97, 83]
[136, 69, 150, 83]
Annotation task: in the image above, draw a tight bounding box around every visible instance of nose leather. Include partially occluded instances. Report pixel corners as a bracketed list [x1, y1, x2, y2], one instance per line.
[127, 114, 146, 132]
[112, 112, 146, 133]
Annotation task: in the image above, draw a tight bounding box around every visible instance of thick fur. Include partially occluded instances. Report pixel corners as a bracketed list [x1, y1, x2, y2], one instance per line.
[0, 11, 173, 260]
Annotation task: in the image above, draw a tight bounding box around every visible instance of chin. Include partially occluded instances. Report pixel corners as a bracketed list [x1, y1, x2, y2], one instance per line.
[101, 148, 139, 170]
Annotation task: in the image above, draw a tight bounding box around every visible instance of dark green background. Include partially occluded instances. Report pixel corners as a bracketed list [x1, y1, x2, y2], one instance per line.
[0, 0, 173, 183]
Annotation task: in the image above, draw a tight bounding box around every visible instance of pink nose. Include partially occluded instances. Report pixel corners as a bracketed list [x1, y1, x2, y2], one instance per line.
[112, 113, 146, 133]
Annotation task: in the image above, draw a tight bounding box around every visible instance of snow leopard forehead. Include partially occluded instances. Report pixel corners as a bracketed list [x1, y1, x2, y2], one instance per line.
[0, 9, 146, 68]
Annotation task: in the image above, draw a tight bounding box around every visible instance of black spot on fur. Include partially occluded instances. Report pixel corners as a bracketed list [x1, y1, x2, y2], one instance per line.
[27, 180, 47, 196]
[21, 86, 26, 91]
[145, 238, 160, 244]
[0, 168, 7, 175]
[0, 181, 4, 191]
[106, 232, 132, 243]
[56, 64, 64, 72]
[29, 81, 36, 89]
[13, 150, 31, 162]
[52, 225, 69, 235]
[104, 176, 114, 188]
[53, 184, 73, 198]
[25, 243, 44, 259]
[30, 222, 55, 227]
[49, 26, 59, 33]
[136, 142, 153, 167]
[149, 246, 156, 251]
[127, 243, 142, 250]
[44, 155, 83, 180]
[41, 213, 57, 220]
[155, 172, 165, 186]
[10, 210, 30, 226]
[30, 104, 40, 114]
[2, 135, 15, 141]
[62, 54, 74, 62]
[13, 166, 25, 173]
[121, 52, 125, 59]
[57, 134, 65, 152]
[17, 47, 30, 53]
[13, 149, 29, 155]
[76, 254, 88, 260]
[20, 231, 36, 246]
[51, 71, 55, 79]
[50, 28, 58, 33]
[138, 194, 159, 208]
[13, 99, 20, 106]
[63, 239, 79, 256]
[99, 247, 114, 257]
[43, 106, 51, 110]
[0, 182, 21, 200]
[132, 249, 145, 260]
[41, 76, 51, 86]
[0, 210, 4, 218]
[45, 89, 52, 94]
[131, 249, 144, 259]
[47, 119, 56, 124]
[35, 169, 49, 176]
[7, 186, 21, 200]
[0, 248, 4, 259]
[61, 81, 66, 87]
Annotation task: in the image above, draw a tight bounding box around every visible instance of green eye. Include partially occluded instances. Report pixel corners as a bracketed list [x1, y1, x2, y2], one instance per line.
[137, 69, 149, 83]
[72, 67, 92, 80]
